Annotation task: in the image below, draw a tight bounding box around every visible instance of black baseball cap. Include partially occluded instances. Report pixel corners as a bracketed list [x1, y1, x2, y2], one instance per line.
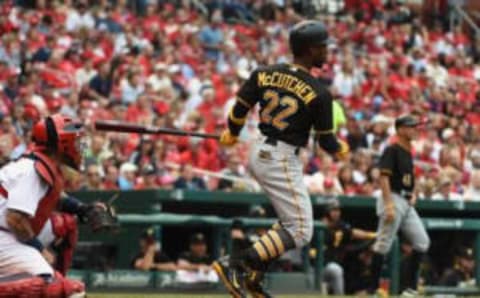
[395, 115, 420, 129]
[141, 227, 155, 240]
[457, 247, 474, 259]
[190, 233, 206, 245]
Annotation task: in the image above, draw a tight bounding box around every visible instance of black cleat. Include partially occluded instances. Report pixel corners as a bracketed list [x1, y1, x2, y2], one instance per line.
[245, 270, 273, 298]
[212, 256, 246, 298]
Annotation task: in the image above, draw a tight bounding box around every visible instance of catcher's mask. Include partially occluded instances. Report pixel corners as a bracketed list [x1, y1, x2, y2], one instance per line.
[31, 114, 85, 170]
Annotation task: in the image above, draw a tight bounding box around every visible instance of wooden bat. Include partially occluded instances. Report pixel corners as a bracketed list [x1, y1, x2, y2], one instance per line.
[94, 120, 220, 140]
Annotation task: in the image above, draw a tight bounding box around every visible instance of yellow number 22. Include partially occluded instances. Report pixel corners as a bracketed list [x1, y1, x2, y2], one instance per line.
[260, 90, 298, 130]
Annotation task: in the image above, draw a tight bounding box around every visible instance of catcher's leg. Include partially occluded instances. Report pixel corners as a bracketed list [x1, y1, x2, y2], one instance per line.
[0, 230, 54, 278]
[0, 272, 85, 298]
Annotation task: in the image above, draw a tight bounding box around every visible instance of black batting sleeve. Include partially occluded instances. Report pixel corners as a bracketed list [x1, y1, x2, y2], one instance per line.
[228, 71, 259, 136]
[378, 146, 395, 176]
[309, 89, 341, 154]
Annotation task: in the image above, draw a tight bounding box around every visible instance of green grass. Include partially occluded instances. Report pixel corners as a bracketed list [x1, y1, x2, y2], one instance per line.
[89, 294, 335, 298]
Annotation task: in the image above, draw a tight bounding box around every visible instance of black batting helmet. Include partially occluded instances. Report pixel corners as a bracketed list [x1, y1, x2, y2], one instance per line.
[289, 20, 331, 56]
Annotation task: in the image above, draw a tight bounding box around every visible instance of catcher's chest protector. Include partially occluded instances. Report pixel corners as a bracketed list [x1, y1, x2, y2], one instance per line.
[25, 151, 64, 235]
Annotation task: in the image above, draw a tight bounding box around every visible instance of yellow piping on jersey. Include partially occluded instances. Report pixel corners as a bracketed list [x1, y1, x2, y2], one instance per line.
[229, 109, 247, 125]
[236, 96, 252, 109]
[281, 158, 304, 243]
[257, 71, 317, 104]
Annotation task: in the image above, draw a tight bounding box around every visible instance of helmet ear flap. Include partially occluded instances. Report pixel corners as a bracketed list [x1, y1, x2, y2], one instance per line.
[45, 117, 58, 152]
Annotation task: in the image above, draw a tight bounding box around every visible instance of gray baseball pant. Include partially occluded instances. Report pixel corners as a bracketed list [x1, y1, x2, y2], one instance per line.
[323, 261, 344, 295]
[247, 137, 313, 248]
[373, 193, 430, 254]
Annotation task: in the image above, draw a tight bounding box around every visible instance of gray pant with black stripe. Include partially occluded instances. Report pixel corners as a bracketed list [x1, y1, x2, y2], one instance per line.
[373, 193, 430, 254]
[247, 136, 313, 248]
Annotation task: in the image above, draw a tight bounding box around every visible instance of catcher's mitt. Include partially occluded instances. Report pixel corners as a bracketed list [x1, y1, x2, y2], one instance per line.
[84, 194, 120, 233]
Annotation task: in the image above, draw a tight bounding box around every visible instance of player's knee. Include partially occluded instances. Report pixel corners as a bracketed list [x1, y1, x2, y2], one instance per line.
[373, 239, 393, 255]
[326, 262, 343, 278]
[295, 221, 313, 248]
[412, 235, 430, 253]
[44, 272, 85, 298]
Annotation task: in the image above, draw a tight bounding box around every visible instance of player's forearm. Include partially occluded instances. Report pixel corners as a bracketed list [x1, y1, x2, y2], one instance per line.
[227, 101, 250, 136]
[5, 210, 35, 241]
[177, 260, 201, 271]
[154, 262, 177, 271]
[380, 175, 393, 204]
[317, 133, 341, 154]
[352, 228, 376, 240]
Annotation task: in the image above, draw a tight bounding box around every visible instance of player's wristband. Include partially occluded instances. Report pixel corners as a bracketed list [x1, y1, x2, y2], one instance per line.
[24, 237, 44, 252]
[60, 196, 87, 215]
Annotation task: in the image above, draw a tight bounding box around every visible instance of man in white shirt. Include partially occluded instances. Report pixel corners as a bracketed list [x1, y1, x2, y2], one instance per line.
[432, 177, 463, 201]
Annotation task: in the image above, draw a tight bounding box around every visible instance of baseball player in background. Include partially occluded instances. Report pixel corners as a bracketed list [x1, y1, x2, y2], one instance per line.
[0, 114, 93, 297]
[213, 20, 349, 298]
[322, 198, 376, 295]
[370, 115, 430, 298]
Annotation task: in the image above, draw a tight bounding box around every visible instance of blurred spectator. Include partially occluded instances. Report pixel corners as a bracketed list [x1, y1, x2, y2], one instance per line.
[431, 177, 462, 201]
[0, 0, 479, 201]
[65, 2, 95, 32]
[217, 155, 248, 191]
[118, 162, 138, 190]
[102, 164, 120, 190]
[198, 11, 224, 61]
[464, 171, 480, 201]
[131, 228, 176, 272]
[174, 164, 206, 190]
[82, 164, 102, 190]
[439, 247, 475, 287]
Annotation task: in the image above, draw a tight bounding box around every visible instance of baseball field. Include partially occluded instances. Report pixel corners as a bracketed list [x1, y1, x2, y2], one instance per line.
[90, 294, 338, 298]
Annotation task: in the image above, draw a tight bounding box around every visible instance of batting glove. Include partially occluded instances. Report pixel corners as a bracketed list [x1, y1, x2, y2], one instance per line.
[335, 139, 350, 161]
[219, 129, 238, 147]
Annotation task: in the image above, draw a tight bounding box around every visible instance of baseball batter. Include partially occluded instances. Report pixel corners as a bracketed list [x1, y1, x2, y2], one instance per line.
[213, 20, 349, 298]
[0, 114, 88, 297]
[370, 115, 430, 297]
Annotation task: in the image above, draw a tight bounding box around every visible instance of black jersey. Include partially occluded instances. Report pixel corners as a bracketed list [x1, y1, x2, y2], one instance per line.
[324, 221, 353, 263]
[378, 143, 414, 196]
[236, 63, 334, 147]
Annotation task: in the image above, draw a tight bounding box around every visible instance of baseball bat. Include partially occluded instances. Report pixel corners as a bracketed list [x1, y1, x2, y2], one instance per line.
[94, 120, 220, 140]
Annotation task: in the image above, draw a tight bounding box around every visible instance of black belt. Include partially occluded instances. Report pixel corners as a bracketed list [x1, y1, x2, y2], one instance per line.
[395, 190, 413, 200]
[265, 137, 300, 156]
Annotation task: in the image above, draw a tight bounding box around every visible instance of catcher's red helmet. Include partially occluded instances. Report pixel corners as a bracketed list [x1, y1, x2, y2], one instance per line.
[31, 114, 84, 170]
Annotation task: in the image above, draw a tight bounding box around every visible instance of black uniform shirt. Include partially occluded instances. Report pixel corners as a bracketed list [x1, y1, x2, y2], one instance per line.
[178, 252, 212, 265]
[236, 63, 334, 147]
[378, 143, 414, 196]
[324, 221, 353, 263]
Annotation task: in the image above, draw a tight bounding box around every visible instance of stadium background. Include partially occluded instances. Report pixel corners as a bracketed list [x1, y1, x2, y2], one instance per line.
[3, 0, 480, 296]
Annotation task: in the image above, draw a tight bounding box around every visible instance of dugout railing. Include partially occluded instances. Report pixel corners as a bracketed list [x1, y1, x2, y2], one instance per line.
[73, 190, 480, 294]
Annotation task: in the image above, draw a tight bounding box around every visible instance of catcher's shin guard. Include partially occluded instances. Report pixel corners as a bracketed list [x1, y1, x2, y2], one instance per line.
[0, 275, 45, 298]
[244, 228, 295, 271]
[46, 272, 86, 298]
[51, 213, 78, 275]
[0, 272, 85, 298]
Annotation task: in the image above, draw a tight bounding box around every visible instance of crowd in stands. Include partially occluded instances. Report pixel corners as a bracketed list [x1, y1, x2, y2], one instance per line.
[1, 0, 480, 201]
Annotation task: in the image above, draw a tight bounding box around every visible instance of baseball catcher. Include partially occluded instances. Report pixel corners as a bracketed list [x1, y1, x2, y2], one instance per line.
[213, 20, 349, 298]
[0, 114, 114, 297]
